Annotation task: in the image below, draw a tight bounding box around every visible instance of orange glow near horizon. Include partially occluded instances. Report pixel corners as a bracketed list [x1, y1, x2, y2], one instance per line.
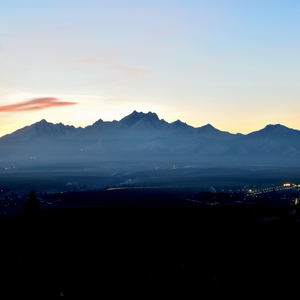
[0, 102, 299, 138]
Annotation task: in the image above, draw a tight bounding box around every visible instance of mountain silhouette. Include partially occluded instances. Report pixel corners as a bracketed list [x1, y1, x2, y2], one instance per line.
[0, 111, 299, 167]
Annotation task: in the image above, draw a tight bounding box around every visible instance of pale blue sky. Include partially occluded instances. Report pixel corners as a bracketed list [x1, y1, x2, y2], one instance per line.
[0, 0, 299, 135]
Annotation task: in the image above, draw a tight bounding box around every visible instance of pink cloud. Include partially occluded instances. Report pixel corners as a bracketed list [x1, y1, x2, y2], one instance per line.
[0, 97, 77, 112]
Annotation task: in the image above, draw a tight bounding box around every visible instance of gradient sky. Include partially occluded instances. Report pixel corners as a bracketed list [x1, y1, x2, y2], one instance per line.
[0, 0, 300, 135]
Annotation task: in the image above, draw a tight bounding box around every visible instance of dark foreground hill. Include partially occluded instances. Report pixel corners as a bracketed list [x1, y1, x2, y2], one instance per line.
[0, 191, 300, 296]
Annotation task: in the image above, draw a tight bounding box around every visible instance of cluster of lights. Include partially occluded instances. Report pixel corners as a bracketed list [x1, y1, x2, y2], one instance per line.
[282, 183, 300, 188]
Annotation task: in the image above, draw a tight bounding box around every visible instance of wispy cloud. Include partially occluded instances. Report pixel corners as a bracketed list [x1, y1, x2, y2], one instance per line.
[0, 97, 77, 112]
[80, 57, 148, 79]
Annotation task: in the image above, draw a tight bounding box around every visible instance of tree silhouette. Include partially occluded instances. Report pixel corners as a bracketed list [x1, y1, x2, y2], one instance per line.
[24, 190, 39, 216]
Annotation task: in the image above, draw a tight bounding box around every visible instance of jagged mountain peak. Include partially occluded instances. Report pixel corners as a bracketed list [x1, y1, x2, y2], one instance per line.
[196, 123, 234, 138]
[38, 119, 48, 123]
[172, 120, 188, 126]
[126, 110, 159, 119]
[198, 123, 220, 133]
[92, 119, 104, 126]
[201, 123, 216, 130]
[249, 124, 297, 136]
[264, 124, 290, 131]
[33, 119, 52, 126]
[120, 111, 160, 126]
[31, 119, 76, 130]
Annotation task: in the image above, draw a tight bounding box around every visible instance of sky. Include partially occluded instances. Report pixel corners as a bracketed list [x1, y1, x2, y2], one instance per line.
[0, 0, 299, 135]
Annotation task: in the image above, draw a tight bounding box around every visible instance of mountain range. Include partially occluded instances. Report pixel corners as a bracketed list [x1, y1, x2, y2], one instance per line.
[0, 111, 300, 168]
